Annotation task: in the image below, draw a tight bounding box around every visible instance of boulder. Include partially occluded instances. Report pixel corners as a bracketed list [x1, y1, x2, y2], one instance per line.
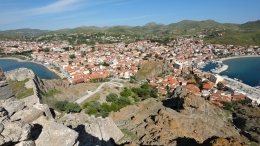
[5, 68, 35, 81]
[59, 113, 124, 146]
[2, 99, 25, 116]
[34, 116, 78, 146]
[0, 106, 33, 146]
[0, 68, 14, 100]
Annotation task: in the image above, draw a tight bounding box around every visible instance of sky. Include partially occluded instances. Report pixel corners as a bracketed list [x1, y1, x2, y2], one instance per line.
[0, 0, 260, 30]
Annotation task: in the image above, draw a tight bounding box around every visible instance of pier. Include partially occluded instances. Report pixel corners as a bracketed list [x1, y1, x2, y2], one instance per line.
[212, 65, 228, 74]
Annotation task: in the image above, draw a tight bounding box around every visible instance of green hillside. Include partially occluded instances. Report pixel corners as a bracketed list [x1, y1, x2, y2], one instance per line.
[2, 20, 260, 46]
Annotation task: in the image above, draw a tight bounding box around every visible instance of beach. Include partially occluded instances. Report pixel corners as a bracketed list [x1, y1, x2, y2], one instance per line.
[218, 55, 260, 61]
[0, 57, 64, 79]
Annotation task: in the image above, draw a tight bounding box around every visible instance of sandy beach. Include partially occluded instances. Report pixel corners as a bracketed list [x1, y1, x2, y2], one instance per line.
[0, 57, 65, 79]
[218, 55, 260, 61]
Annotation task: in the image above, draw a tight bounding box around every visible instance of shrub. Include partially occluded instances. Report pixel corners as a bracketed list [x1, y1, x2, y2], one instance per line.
[120, 88, 132, 97]
[106, 93, 118, 102]
[55, 100, 81, 113]
[222, 101, 233, 112]
[101, 103, 111, 112]
[110, 102, 119, 112]
[86, 107, 98, 115]
[65, 102, 81, 113]
[55, 101, 68, 111]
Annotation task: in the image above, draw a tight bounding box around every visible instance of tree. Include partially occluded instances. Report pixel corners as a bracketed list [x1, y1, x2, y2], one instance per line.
[106, 93, 118, 102]
[69, 54, 76, 59]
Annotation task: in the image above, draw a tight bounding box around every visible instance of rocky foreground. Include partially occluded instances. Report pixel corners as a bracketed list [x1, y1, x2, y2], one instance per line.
[0, 68, 123, 146]
[110, 86, 247, 145]
[0, 67, 259, 146]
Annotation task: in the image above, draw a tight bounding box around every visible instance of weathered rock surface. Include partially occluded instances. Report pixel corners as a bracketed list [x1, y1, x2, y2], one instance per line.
[5, 67, 34, 81]
[136, 61, 173, 80]
[59, 113, 124, 146]
[33, 76, 70, 94]
[0, 106, 34, 146]
[2, 98, 25, 116]
[0, 67, 15, 100]
[233, 101, 260, 143]
[210, 137, 246, 146]
[110, 87, 241, 145]
[33, 116, 78, 146]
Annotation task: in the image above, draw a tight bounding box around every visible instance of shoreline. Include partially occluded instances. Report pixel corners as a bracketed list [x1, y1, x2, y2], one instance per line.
[0, 57, 65, 79]
[217, 55, 260, 61]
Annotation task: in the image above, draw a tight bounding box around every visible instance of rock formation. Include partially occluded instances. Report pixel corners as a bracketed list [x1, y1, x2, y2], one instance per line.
[0, 106, 34, 146]
[33, 116, 78, 146]
[0, 67, 78, 146]
[0, 68, 15, 100]
[233, 100, 260, 143]
[5, 68, 34, 81]
[58, 113, 124, 146]
[33, 75, 70, 95]
[110, 86, 242, 145]
[136, 60, 173, 80]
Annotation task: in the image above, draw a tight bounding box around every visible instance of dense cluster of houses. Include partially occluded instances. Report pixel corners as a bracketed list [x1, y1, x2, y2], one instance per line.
[1, 37, 259, 106]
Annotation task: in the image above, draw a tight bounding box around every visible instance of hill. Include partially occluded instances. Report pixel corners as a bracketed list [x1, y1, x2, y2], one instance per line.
[2, 20, 260, 46]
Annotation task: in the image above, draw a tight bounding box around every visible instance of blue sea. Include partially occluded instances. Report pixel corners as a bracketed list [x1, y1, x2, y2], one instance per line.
[0, 59, 60, 79]
[202, 57, 260, 87]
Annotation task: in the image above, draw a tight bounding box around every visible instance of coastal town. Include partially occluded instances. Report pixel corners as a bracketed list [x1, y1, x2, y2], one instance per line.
[1, 37, 260, 106]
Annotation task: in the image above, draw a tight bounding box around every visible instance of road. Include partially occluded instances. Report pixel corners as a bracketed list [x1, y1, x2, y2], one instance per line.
[75, 81, 124, 104]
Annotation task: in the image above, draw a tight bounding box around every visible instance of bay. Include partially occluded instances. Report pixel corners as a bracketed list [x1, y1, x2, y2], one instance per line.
[202, 57, 260, 87]
[0, 59, 60, 79]
[220, 57, 260, 87]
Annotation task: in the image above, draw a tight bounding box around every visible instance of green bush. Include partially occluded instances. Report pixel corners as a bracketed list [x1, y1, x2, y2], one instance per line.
[222, 101, 233, 112]
[110, 102, 119, 112]
[86, 107, 98, 115]
[106, 93, 118, 102]
[55, 100, 81, 113]
[65, 102, 81, 113]
[120, 88, 132, 97]
[55, 101, 68, 111]
[101, 103, 111, 112]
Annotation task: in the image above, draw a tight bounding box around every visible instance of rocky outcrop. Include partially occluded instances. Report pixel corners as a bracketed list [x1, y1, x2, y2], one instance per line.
[233, 101, 260, 143]
[110, 87, 242, 145]
[0, 67, 78, 146]
[33, 75, 70, 94]
[0, 67, 15, 100]
[5, 68, 34, 81]
[59, 113, 124, 146]
[0, 107, 34, 146]
[33, 116, 78, 146]
[136, 61, 173, 80]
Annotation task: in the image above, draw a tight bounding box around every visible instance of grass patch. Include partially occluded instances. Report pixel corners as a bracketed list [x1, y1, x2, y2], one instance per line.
[119, 128, 139, 143]
[44, 89, 61, 97]
[8, 78, 34, 99]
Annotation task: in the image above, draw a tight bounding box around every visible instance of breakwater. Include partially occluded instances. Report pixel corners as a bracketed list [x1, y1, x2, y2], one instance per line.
[212, 65, 228, 74]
